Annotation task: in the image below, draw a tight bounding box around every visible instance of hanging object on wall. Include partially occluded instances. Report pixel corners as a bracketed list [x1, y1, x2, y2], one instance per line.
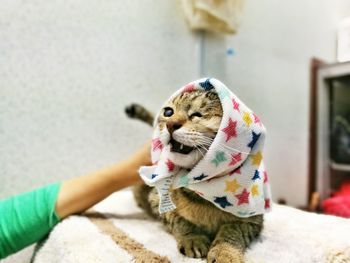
[181, 0, 245, 34]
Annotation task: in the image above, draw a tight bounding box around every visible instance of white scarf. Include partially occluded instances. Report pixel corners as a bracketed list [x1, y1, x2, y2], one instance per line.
[139, 78, 271, 217]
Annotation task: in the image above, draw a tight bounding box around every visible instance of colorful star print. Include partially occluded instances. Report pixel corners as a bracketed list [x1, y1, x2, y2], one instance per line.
[151, 174, 158, 179]
[251, 151, 263, 166]
[199, 78, 214, 91]
[252, 170, 260, 181]
[218, 88, 230, 99]
[243, 111, 252, 127]
[263, 171, 268, 183]
[229, 153, 242, 166]
[179, 175, 190, 186]
[229, 166, 241, 176]
[247, 131, 261, 149]
[211, 151, 227, 166]
[166, 159, 175, 172]
[152, 138, 163, 151]
[182, 83, 195, 93]
[235, 188, 250, 205]
[222, 118, 237, 142]
[214, 196, 233, 208]
[251, 184, 259, 196]
[232, 98, 240, 112]
[253, 113, 262, 126]
[193, 173, 208, 181]
[225, 179, 241, 193]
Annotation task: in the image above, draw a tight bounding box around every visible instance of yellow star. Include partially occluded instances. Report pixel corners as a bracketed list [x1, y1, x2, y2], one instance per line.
[225, 179, 241, 193]
[243, 111, 252, 127]
[251, 151, 263, 166]
[251, 184, 259, 197]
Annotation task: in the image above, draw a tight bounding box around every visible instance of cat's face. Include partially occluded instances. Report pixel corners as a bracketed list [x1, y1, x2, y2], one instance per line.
[157, 90, 223, 168]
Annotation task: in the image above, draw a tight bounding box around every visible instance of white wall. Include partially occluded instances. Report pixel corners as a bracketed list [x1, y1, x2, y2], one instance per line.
[0, 0, 199, 198]
[203, 0, 350, 207]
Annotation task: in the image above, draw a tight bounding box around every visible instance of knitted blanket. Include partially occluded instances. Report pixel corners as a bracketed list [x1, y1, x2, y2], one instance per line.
[26, 190, 350, 263]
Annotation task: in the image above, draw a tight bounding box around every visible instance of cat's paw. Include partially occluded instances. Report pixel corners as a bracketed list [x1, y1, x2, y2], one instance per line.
[125, 103, 140, 118]
[177, 234, 211, 258]
[207, 242, 244, 263]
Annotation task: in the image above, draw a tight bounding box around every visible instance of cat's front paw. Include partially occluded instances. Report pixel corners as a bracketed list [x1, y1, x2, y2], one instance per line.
[177, 234, 211, 258]
[125, 103, 139, 118]
[207, 242, 244, 263]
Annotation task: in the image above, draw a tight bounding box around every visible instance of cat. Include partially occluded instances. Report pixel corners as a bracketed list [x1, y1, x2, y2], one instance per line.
[125, 90, 263, 263]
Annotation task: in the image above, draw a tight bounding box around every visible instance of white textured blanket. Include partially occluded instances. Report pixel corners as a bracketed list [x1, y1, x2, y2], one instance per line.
[31, 190, 350, 263]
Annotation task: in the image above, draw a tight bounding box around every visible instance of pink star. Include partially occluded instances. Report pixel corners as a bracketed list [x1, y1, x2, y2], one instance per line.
[229, 153, 242, 166]
[263, 171, 268, 183]
[229, 166, 241, 176]
[235, 188, 250, 205]
[152, 138, 163, 152]
[265, 199, 270, 209]
[221, 118, 237, 142]
[182, 83, 195, 93]
[166, 159, 175, 172]
[253, 113, 262, 126]
[232, 98, 240, 112]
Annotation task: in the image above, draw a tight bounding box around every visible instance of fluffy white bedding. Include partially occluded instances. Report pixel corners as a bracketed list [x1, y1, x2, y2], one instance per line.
[29, 190, 350, 263]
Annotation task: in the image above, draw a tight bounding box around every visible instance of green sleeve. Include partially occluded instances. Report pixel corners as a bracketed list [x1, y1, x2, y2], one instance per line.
[0, 183, 62, 259]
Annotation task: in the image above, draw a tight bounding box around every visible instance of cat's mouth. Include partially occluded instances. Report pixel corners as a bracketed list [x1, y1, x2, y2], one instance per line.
[170, 139, 194, 154]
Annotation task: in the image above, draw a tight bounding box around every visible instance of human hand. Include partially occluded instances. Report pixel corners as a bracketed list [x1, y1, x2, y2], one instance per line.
[126, 142, 152, 168]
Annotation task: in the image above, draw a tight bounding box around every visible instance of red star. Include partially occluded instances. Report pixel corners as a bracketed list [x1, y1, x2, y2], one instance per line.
[232, 98, 240, 112]
[263, 171, 268, 183]
[166, 159, 175, 172]
[253, 113, 262, 126]
[235, 188, 250, 205]
[265, 198, 270, 209]
[229, 166, 241, 176]
[229, 153, 242, 166]
[221, 118, 237, 142]
[152, 138, 163, 152]
[182, 83, 195, 93]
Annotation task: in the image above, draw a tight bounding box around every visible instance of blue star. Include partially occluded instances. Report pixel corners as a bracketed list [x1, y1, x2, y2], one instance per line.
[251, 170, 260, 181]
[199, 78, 215, 91]
[247, 131, 261, 149]
[213, 196, 233, 209]
[151, 174, 158, 179]
[193, 173, 208, 181]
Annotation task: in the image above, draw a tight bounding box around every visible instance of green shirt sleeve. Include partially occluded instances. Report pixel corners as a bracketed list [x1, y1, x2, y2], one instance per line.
[0, 183, 62, 259]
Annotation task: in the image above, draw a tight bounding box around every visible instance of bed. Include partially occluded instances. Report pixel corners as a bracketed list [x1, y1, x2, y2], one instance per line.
[10, 190, 350, 263]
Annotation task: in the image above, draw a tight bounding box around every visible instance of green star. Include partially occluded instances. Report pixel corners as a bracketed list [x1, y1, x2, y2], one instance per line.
[179, 174, 190, 187]
[211, 151, 227, 166]
[218, 88, 230, 100]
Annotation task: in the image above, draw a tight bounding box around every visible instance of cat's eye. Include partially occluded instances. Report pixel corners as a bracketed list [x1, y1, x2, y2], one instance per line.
[163, 107, 174, 117]
[190, 112, 202, 119]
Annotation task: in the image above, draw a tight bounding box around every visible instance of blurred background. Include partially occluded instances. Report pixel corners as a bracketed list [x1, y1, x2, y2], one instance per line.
[1, 0, 350, 212]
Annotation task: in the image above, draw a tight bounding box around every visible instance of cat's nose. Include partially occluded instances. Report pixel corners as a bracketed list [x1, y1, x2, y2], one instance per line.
[166, 121, 183, 134]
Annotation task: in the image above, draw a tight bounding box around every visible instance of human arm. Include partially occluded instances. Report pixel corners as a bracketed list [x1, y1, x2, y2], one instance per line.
[55, 142, 151, 218]
[0, 143, 151, 259]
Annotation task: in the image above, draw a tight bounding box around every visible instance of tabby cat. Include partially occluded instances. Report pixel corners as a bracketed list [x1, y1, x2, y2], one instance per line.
[125, 90, 263, 263]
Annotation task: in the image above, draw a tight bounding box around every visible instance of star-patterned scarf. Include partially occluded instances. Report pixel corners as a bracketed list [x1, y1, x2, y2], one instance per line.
[139, 78, 271, 217]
